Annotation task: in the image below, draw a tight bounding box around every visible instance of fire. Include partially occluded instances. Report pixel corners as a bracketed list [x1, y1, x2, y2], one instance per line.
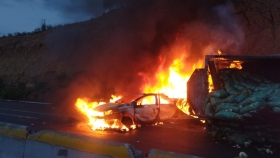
[217, 50, 243, 69]
[75, 98, 104, 117]
[143, 55, 202, 99]
[75, 54, 204, 131]
[208, 74, 214, 92]
[175, 98, 190, 115]
[142, 55, 203, 114]
[207, 50, 243, 93]
[218, 50, 222, 56]
[229, 60, 242, 69]
[75, 96, 130, 131]
[75, 48, 246, 131]
[109, 95, 122, 102]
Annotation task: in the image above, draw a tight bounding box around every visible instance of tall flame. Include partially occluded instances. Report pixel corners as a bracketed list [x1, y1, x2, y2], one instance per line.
[139, 54, 203, 116]
[142, 55, 203, 99]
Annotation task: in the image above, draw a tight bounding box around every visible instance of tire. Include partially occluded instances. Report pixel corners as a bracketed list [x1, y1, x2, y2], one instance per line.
[121, 117, 133, 128]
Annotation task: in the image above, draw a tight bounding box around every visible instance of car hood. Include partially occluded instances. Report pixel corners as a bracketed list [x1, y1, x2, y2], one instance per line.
[94, 103, 128, 111]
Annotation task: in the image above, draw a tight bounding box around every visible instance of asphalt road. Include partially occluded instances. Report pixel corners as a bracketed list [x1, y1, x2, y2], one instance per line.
[0, 100, 279, 158]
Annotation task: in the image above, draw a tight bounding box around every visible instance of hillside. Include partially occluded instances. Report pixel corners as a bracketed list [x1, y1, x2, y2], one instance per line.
[0, 0, 280, 107]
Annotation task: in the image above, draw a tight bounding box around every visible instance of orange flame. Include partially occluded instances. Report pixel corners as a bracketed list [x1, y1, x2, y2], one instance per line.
[75, 96, 130, 131]
[142, 55, 203, 99]
[208, 73, 214, 92]
[229, 60, 242, 69]
[109, 95, 122, 103]
[218, 50, 222, 56]
[142, 55, 203, 114]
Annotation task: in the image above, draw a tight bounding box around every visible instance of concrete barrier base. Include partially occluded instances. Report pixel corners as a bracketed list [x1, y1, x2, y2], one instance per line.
[0, 122, 202, 158]
[0, 136, 26, 158]
[0, 122, 28, 158]
[148, 149, 203, 158]
[24, 140, 111, 158]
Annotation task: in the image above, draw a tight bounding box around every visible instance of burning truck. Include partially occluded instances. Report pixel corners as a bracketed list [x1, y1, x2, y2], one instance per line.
[188, 55, 280, 146]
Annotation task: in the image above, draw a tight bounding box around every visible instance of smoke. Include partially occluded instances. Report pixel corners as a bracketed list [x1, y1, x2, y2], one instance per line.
[45, 0, 244, 114]
[42, 0, 104, 22]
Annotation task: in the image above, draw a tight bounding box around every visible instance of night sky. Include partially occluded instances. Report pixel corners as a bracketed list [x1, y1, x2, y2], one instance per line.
[0, 0, 104, 36]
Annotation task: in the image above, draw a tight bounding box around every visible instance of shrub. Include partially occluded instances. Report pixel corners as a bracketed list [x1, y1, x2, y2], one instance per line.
[0, 81, 47, 101]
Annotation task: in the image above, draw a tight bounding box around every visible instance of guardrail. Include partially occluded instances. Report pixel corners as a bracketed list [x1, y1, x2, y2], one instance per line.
[148, 149, 203, 158]
[25, 130, 140, 158]
[0, 122, 28, 158]
[0, 122, 141, 158]
[0, 122, 202, 158]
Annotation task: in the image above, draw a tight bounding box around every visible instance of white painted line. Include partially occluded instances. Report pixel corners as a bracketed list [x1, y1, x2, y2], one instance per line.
[0, 108, 70, 118]
[0, 99, 52, 105]
[0, 112, 39, 119]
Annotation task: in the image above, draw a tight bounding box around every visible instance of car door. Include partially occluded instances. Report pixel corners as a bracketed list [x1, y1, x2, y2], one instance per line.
[158, 95, 177, 121]
[134, 95, 159, 123]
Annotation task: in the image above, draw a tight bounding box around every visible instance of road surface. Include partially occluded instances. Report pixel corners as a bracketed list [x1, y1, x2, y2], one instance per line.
[0, 100, 279, 157]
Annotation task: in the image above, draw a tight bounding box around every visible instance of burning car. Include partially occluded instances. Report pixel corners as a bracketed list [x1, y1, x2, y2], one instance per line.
[91, 93, 180, 132]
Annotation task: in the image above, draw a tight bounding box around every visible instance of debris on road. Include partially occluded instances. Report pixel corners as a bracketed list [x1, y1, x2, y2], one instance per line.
[204, 69, 280, 155]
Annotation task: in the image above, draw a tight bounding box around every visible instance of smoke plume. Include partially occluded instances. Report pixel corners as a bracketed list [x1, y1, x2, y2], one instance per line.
[45, 0, 244, 115]
[42, 0, 104, 22]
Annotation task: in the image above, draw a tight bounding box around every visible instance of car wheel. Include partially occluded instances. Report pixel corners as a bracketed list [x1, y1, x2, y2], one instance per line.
[121, 117, 133, 128]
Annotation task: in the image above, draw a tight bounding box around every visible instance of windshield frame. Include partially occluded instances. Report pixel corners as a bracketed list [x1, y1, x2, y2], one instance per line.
[114, 94, 144, 104]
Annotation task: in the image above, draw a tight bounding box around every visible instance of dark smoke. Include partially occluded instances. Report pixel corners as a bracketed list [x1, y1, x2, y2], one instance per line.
[42, 0, 104, 21]
[45, 0, 244, 116]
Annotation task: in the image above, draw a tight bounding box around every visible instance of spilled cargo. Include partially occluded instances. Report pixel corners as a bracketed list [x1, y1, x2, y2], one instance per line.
[188, 55, 280, 145]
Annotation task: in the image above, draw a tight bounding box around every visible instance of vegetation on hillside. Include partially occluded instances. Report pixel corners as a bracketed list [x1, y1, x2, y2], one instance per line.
[0, 0, 139, 39]
[0, 19, 53, 39]
[0, 78, 47, 100]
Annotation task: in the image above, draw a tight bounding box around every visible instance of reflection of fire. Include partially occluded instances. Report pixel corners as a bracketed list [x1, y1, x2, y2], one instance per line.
[75, 54, 203, 131]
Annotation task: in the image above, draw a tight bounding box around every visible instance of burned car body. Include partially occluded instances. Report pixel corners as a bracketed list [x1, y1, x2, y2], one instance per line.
[93, 93, 179, 131]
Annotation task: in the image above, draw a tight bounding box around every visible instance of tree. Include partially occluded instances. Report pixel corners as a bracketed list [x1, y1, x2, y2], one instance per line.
[233, 0, 280, 55]
[41, 19, 46, 31]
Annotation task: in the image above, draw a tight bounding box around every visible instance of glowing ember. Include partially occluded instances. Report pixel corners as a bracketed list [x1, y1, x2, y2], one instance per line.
[217, 51, 243, 69]
[208, 73, 214, 92]
[207, 50, 243, 93]
[229, 60, 242, 69]
[218, 50, 222, 56]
